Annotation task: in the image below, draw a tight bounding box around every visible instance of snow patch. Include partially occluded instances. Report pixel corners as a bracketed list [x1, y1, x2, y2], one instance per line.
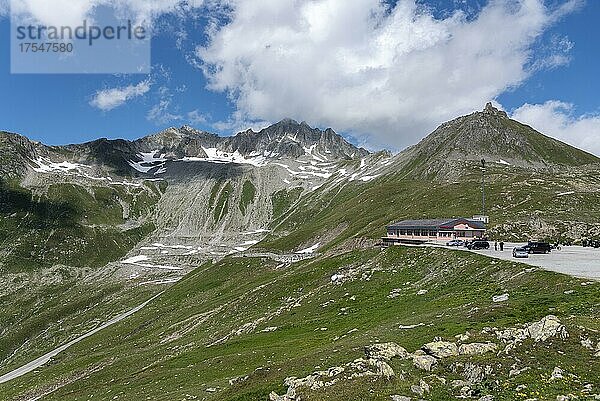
[359, 175, 379, 182]
[296, 243, 320, 254]
[128, 150, 167, 174]
[31, 158, 88, 173]
[121, 254, 182, 270]
[492, 293, 509, 302]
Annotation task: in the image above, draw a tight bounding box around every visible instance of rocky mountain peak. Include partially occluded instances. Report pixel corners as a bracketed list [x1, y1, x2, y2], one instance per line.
[482, 102, 508, 118]
[400, 103, 599, 179]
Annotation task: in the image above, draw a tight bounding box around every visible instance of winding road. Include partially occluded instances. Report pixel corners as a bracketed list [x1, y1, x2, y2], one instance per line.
[0, 292, 162, 384]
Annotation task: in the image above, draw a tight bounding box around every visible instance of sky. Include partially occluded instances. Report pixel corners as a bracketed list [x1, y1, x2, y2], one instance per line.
[0, 0, 599, 156]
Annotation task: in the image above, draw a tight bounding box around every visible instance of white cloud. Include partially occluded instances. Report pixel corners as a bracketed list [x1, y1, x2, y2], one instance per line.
[4, 0, 206, 28]
[90, 80, 151, 111]
[198, 0, 582, 150]
[512, 101, 600, 157]
[145, 87, 209, 126]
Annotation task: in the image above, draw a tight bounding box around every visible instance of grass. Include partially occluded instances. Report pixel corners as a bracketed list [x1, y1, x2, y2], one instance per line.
[239, 180, 256, 216]
[1, 246, 597, 400]
[260, 162, 600, 253]
[214, 182, 234, 223]
[0, 179, 160, 273]
[271, 187, 303, 219]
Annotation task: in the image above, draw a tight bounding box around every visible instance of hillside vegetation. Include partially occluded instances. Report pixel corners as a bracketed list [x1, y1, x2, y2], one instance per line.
[0, 247, 598, 400]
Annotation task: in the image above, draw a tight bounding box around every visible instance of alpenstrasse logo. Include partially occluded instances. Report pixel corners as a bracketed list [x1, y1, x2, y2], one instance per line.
[10, 1, 150, 74]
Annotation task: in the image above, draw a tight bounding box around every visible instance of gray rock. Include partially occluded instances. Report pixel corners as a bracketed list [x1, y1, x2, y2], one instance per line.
[365, 342, 409, 361]
[390, 396, 411, 401]
[367, 358, 395, 379]
[422, 341, 459, 358]
[413, 354, 437, 371]
[550, 366, 564, 380]
[527, 315, 568, 342]
[410, 385, 424, 396]
[458, 342, 498, 355]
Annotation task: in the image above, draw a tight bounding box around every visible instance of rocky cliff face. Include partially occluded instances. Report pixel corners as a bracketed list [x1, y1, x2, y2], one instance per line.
[222, 119, 368, 160]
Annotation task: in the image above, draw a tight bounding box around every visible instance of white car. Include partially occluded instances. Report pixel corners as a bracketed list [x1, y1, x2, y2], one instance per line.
[513, 247, 529, 258]
[446, 239, 465, 247]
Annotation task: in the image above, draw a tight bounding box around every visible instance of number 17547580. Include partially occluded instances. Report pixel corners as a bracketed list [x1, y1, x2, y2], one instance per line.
[19, 42, 73, 53]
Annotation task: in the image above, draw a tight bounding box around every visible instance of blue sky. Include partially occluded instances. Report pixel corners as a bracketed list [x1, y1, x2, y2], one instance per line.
[0, 0, 599, 155]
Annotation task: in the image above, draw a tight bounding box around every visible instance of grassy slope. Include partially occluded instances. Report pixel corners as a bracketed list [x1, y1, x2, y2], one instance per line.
[262, 163, 600, 252]
[0, 178, 164, 380]
[0, 179, 161, 272]
[0, 246, 597, 400]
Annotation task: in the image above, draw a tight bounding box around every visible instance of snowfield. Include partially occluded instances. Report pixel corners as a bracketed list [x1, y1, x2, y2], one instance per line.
[296, 243, 320, 254]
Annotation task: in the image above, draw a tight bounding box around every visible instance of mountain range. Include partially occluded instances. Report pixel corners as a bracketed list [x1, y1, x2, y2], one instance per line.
[1, 104, 599, 400]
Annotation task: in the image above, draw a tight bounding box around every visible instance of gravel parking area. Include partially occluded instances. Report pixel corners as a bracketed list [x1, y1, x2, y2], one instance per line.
[462, 242, 600, 280]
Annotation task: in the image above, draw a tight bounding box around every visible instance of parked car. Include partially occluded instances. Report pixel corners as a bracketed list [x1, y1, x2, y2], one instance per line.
[512, 247, 529, 258]
[523, 241, 551, 254]
[446, 239, 465, 247]
[467, 240, 490, 250]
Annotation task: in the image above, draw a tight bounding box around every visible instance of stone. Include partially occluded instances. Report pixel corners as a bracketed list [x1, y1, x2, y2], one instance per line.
[422, 341, 459, 358]
[365, 342, 409, 361]
[410, 385, 424, 396]
[581, 338, 594, 350]
[460, 386, 472, 397]
[367, 358, 395, 379]
[417, 289, 428, 295]
[413, 354, 437, 371]
[463, 363, 493, 384]
[458, 342, 498, 355]
[492, 293, 509, 302]
[509, 366, 530, 377]
[228, 375, 249, 386]
[527, 315, 568, 342]
[390, 396, 411, 401]
[551, 366, 564, 380]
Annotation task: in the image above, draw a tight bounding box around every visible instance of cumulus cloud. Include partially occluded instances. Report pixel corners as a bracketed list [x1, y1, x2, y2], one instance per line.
[512, 101, 600, 157]
[90, 80, 151, 111]
[198, 0, 582, 150]
[4, 0, 206, 28]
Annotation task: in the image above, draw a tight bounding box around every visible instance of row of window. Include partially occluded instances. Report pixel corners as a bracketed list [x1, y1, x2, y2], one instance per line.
[388, 229, 439, 237]
[387, 230, 482, 238]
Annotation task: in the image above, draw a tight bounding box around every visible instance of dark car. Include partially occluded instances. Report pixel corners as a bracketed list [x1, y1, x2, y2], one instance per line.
[467, 240, 490, 250]
[523, 241, 551, 254]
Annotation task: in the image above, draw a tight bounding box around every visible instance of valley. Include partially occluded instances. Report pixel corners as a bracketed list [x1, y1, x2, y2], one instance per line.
[1, 105, 599, 400]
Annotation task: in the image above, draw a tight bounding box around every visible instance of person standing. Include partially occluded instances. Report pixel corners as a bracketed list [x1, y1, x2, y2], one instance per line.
[494, 241, 498, 251]
[500, 241, 504, 251]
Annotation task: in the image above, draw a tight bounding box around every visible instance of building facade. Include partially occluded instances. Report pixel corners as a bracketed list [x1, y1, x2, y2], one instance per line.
[383, 218, 487, 245]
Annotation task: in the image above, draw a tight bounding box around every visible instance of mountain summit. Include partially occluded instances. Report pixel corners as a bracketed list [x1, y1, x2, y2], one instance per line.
[400, 103, 599, 178]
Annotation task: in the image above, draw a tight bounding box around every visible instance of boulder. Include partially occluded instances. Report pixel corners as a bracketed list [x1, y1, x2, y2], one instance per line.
[410, 384, 424, 396]
[458, 342, 498, 355]
[527, 315, 568, 342]
[422, 341, 459, 358]
[367, 358, 395, 379]
[550, 366, 564, 380]
[413, 354, 437, 371]
[365, 342, 409, 361]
